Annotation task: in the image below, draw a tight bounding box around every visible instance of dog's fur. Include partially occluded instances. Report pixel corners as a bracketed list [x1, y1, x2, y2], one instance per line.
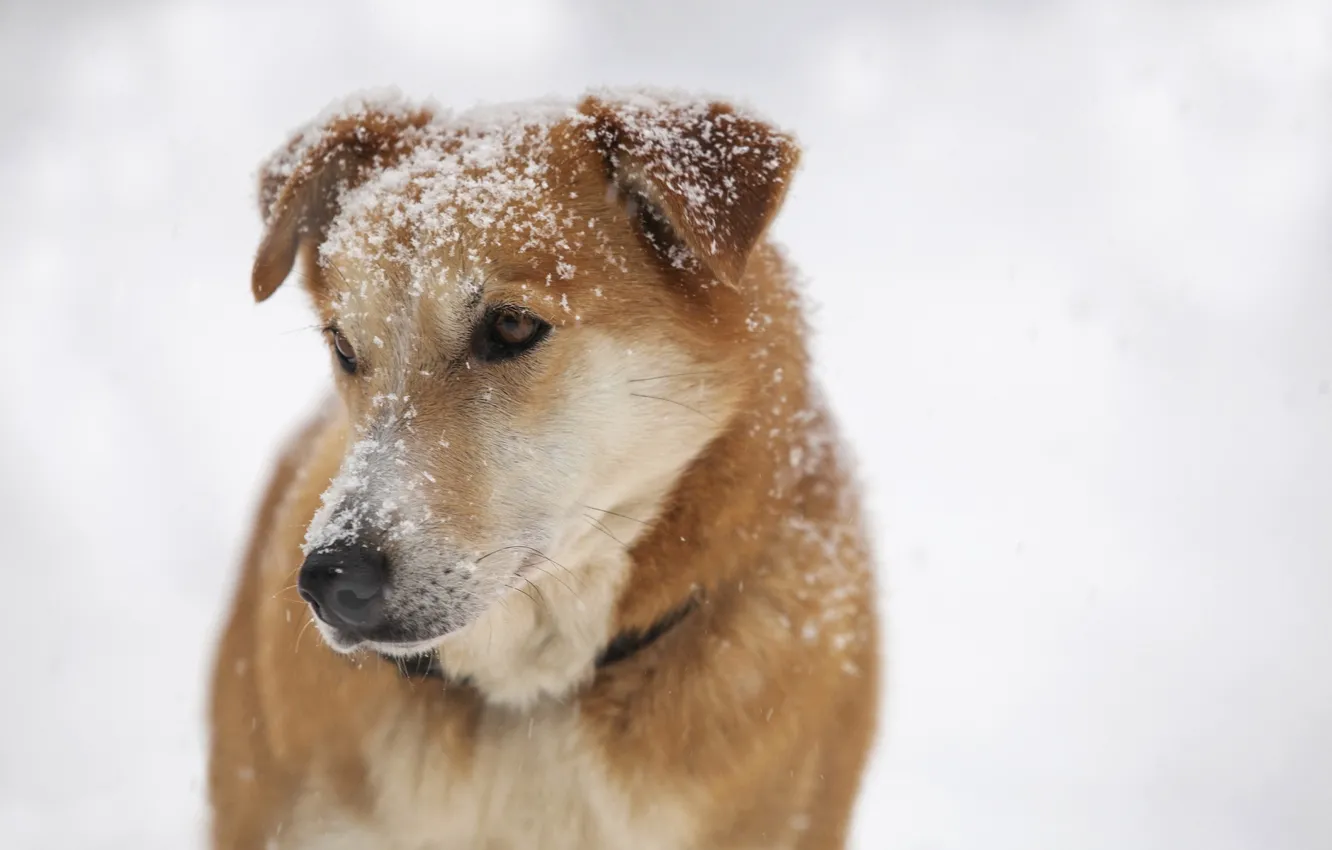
[208, 90, 879, 850]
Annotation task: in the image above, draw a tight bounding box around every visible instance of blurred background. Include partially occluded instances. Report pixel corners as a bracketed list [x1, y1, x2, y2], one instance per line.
[2, 0, 1330, 847]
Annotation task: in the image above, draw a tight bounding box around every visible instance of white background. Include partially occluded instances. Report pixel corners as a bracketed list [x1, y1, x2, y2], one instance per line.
[2, 1, 1330, 847]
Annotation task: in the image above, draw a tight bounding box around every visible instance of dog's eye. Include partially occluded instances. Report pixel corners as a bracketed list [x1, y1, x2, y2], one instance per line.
[474, 307, 550, 362]
[495, 310, 540, 346]
[325, 327, 358, 374]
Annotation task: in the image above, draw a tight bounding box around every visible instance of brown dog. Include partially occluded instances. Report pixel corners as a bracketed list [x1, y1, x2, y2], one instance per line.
[208, 89, 879, 850]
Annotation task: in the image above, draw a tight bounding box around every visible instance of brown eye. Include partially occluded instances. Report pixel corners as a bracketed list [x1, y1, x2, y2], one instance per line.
[473, 307, 550, 362]
[325, 327, 358, 374]
[495, 310, 538, 346]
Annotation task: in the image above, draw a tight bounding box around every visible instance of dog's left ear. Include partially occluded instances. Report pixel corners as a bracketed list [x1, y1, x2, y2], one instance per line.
[580, 95, 800, 289]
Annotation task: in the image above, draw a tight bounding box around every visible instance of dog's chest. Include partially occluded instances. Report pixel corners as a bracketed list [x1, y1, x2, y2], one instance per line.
[280, 701, 694, 850]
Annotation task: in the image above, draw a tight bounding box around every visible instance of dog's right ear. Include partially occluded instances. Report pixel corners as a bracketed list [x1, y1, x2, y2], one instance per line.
[251, 106, 431, 302]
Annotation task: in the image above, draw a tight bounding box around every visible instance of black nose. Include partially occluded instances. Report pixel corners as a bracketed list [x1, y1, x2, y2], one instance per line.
[298, 544, 387, 637]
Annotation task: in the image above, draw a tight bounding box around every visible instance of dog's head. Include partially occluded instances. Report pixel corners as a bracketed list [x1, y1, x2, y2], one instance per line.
[253, 91, 798, 658]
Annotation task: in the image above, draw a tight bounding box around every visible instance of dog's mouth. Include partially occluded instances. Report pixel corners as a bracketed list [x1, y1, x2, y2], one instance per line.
[307, 552, 545, 655]
[361, 633, 451, 658]
[310, 615, 458, 657]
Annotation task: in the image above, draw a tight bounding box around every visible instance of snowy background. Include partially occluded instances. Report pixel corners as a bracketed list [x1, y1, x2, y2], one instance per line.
[2, 0, 1330, 847]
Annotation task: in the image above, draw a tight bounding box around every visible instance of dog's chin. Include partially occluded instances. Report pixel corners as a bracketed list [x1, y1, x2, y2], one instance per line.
[311, 617, 460, 658]
[365, 634, 453, 658]
[310, 620, 365, 655]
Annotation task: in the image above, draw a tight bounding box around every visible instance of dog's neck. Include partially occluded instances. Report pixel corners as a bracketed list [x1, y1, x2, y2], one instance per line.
[428, 394, 819, 709]
[428, 486, 683, 708]
[391, 596, 698, 684]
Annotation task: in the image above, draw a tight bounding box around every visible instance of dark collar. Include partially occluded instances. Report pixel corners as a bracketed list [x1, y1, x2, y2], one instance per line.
[389, 598, 697, 683]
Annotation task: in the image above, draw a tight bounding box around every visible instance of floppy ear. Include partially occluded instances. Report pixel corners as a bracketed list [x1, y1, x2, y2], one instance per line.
[251, 106, 431, 302]
[581, 94, 800, 289]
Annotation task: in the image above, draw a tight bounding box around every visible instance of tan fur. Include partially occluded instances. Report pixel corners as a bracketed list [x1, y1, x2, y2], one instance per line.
[210, 90, 879, 849]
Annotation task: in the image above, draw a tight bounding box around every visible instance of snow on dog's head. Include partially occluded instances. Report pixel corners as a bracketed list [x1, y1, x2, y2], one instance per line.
[251, 89, 799, 659]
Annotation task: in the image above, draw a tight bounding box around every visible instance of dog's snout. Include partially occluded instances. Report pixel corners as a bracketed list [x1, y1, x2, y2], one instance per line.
[298, 544, 388, 637]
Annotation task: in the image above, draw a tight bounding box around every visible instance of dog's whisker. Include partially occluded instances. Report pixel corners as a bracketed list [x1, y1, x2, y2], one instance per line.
[477, 545, 578, 590]
[626, 370, 721, 383]
[476, 544, 540, 564]
[281, 322, 327, 336]
[272, 583, 304, 603]
[293, 614, 316, 653]
[582, 514, 629, 550]
[582, 504, 652, 526]
[394, 656, 420, 690]
[503, 581, 540, 609]
[629, 392, 717, 423]
[325, 264, 351, 289]
[526, 563, 580, 600]
[521, 548, 579, 583]
[521, 575, 552, 615]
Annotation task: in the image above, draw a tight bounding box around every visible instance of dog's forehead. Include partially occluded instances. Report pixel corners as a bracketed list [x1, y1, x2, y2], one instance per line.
[317, 105, 593, 314]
